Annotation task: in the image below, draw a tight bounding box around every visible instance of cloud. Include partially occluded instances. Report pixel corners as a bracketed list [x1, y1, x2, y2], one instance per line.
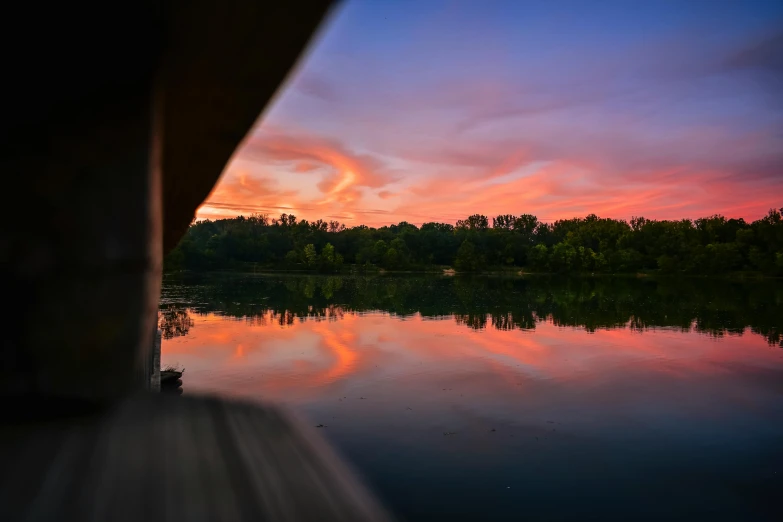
[293, 162, 319, 172]
[197, 162, 399, 225]
[239, 127, 398, 197]
[388, 157, 782, 225]
[444, 29, 783, 162]
[198, 171, 309, 220]
[293, 73, 342, 102]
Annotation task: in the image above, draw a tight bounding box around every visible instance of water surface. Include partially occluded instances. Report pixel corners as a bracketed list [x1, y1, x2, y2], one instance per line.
[160, 274, 783, 521]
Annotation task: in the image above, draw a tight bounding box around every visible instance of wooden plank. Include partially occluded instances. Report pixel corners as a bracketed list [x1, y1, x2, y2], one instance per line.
[0, 394, 393, 522]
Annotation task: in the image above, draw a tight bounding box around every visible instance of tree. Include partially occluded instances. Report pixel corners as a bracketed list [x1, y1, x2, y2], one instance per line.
[163, 209, 783, 277]
[493, 214, 515, 230]
[456, 214, 489, 231]
[551, 242, 577, 272]
[276, 213, 298, 227]
[514, 214, 539, 237]
[383, 248, 400, 269]
[284, 250, 299, 267]
[318, 242, 343, 273]
[311, 219, 328, 232]
[163, 246, 184, 271]
[389, 237, 409, 268]
[372, 240, 388, 264]
[303, 244, 318, 268]
[455, 240, 484, 272]
[530, 244, 548, 270]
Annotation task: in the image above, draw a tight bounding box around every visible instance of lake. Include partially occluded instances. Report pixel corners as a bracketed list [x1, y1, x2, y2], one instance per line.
[159, 273, 783, 521]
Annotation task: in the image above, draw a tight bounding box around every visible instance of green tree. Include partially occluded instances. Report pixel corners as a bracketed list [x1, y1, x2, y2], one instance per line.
[284, 250, 299, 267]
[455, 240, 484, 272]
[372, 240, 388, 264]
[551, 242, 577, 272]
[389, 237, 409, 268]
[163, 208, 783, 277]
[383, 248, 400, 269]
[530, 244, 549, 270]
[493, 214, 516, 230]
[456, 214, 489, 231]
[319, 243, 343, 273]
[304, 244, 318, 268]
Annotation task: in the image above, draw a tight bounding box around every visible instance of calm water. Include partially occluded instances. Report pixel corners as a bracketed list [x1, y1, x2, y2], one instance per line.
[159, 274, 783, 521]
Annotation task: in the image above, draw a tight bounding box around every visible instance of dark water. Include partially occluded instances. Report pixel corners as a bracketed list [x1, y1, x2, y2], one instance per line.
[159, 273, 783, 521]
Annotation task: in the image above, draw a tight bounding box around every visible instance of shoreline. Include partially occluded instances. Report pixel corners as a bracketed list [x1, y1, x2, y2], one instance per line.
[162, 267, 782, 281]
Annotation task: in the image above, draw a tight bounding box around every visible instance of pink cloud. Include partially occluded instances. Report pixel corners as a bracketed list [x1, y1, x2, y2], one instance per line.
[293, 162, 319, 173]
[240, 127, 398, 193]
[197, 172, 309, 220]
[198, 127, 405, 224]
[388, 160, 781, 225]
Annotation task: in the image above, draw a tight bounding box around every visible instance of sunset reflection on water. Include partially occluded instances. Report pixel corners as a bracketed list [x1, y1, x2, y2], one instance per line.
[163, 308, 782, 404]
[160, 275, 783, 521]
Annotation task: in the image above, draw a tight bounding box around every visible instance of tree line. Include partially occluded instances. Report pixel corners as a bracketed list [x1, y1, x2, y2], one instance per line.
[164, 208, 783, 276]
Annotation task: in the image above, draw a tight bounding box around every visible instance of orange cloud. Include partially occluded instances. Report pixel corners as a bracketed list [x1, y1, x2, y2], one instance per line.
[388, 158, 782, 225]
[294, 162, 319, 173]
[197, 171, 308, 220]
[197, 127, 405, 224]
[241, 127, 397, 193]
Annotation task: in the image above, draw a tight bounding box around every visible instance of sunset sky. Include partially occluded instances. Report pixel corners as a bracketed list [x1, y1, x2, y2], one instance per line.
[198, 0, 783, 227]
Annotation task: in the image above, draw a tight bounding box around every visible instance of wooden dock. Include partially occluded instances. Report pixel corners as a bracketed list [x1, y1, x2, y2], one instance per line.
[0, 394, 393, 522]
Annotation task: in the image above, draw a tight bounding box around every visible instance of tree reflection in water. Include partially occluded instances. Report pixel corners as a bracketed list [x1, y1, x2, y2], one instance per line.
[159, 273, 782, 347]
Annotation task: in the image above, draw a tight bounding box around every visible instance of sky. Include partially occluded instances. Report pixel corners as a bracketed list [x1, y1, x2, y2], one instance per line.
[198, 0, 783, 227]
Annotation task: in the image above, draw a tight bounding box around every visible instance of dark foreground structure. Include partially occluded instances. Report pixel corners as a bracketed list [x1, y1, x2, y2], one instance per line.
[1, 395, 390, 521]
[1, 1, 391, 520]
